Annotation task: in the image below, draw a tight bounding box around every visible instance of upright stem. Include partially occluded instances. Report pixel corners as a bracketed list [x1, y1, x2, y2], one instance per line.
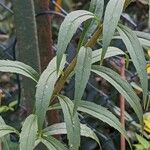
[120, 58, 126, 150]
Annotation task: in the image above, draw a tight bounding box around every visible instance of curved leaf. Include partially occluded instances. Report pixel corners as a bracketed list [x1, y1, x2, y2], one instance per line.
[92, 46, 125, 64]
[58, 95, 80, 150]
[0, 125, 19, 138]
[35, 56, 66, 130]
[91, 65, 143, 126]
[118, 25, 148, 108]
[101, 0, 125, 63]
[40, 136, 68, 150]
[86, 0, 104, 37]
[43, 122, 100, 146]
[20, 114, 38, 150]
[57, 10, 95, 70]
[74, 46, 92, 113]
[78, 100, 131, 148]
[0, 60, 39, 82]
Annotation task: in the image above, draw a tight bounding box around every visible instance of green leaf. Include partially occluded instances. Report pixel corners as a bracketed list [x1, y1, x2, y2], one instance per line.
[118, 24, 148, 108]
[91, 65, 143, 126]
[0, 60, 39, 82]
[92, 46, 125, 64]
[136, 134, 150, 149]
[135, 31, 150, 47]
[101, 0, 125, 63]
[57, 10, 94, 70]
[40, 136, 68, 150]
[0, 116, 5, 125]
[0, 125, 19, 138]
[78, 100, 131, 148]
[74, 47, 92, 113]
[58, 95, 80, 150]
[35, 56, 66, 130]
[43, 122, 100, 146]
[86, 0, 104, 37]
[20, 114, 38, 150]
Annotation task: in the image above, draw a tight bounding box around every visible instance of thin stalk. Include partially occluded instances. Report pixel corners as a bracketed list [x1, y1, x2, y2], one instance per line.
[120, 58, 126, 150]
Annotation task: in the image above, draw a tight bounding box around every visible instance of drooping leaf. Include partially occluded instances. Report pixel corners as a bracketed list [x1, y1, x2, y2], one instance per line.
[91, 65, 143, 126]
[118, 24, 148, 108]
[135, 31, 150, 47]
[74, 47, 92, 113]
[78, 100, 131, 148]
[0, 125, 19, 138]
[43, 122, 100, 146]
[40, 136, 68, 150]
[35, 56, 66, 130]
[20, 114, 38, 150]
[86, 0, 104, 37]
[0, 60, 39, 82]
[92, 46, 125, 64]
[58, 95, 80, 150]
[101, 0, 125, 63]
[57, 10, 95, 70]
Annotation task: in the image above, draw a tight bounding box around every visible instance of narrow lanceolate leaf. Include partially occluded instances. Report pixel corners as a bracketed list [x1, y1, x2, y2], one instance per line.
[41, 136, 68, 150]
[92, 46, 125, 64]
[87, 0, 104, 36]
[74, 47, 92, 113]
[0, 60, 39, 82]
[135, 31, 150, 47]
[57, 10, 94, 70]
[58, 96, 80, 150]
[91, 65, 143, 126]
[43, 122, 100, 146]
[20, 114, 38, 150]
[78, 100, 131, 148]
[0, 125, 19, 138]
[118, 25, 148, 108]
[101, 0, 125, 63]
[35, 56, 66, 130]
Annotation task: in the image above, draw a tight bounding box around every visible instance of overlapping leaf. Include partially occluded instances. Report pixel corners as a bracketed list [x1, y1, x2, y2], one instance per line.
[20, 114, 38, 150]
[58, 95, 80, 150]
[118, 25, 148, 108]
[91, 65, 143, 126]
[40, 136, 68, 150]
[101, 0, 125, 63]
[35, 56, 66, 130]
[0, 60, 39, 82]
[43, 122, 100, 146]
[78, 100, 131, 147]
[74, 47, 92, 113]
[57, 10, 95, 70]
[92, 46, 125, 64]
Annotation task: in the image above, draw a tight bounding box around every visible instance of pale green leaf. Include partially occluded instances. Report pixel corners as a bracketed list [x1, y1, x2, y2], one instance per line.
[0, 125, 19, 138]
[118, 25, 148, 108]
[0, 60, 39, 82]
[101, 0, 125, 63]
[92, 46, 125, 64]
[20, 114, 38, 150]
[58, 95, 80, 150]
[92, 65, 143, 126]
[57, 10, 94, 70]
[74, 46, 92, 113]
[86, 0, 104, 37]
[35, 56, 66, 130]
[78, 100, 131, 148]
[40, 136, 68, 150]
[43, 122, 100, 146]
